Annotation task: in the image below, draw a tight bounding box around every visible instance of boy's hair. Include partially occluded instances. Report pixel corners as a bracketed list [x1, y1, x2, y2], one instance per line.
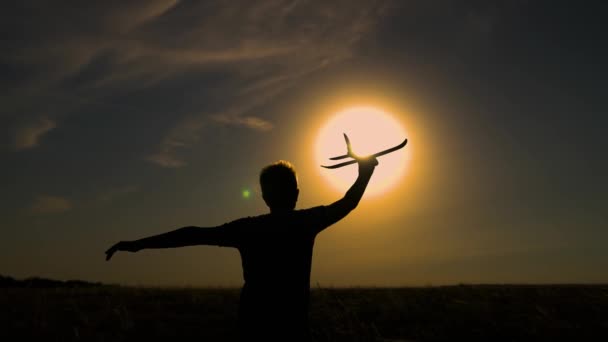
[259, 160, 299, 210]
[259, 160, 298, 194]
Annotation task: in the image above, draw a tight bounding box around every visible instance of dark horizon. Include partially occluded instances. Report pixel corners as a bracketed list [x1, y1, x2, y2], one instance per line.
[3, 274, 608, 289]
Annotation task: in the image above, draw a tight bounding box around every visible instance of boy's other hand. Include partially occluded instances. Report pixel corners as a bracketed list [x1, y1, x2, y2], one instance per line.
[105, 241, 139, 261]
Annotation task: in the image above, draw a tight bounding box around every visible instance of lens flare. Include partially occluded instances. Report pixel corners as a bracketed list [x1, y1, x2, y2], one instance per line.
[242, 189, 251, 199]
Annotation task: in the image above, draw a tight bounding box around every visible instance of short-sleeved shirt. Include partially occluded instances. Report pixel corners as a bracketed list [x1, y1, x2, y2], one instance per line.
[212, 206, 331, 338]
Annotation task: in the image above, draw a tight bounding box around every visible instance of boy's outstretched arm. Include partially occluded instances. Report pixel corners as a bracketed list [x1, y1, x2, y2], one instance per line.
[324, 156, 378, 227]
[105, 226, 227, 261]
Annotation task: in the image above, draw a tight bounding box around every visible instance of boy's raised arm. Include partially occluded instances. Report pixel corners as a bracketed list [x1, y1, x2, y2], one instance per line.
[324, 156, 378, 228]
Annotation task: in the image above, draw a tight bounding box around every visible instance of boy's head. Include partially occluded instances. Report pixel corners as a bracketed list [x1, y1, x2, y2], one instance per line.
[259, 160, 299, 212]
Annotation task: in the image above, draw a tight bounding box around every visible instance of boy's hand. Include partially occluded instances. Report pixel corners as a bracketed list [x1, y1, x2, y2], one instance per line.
[358, 155, 378, 174]
[105, 241, 140, 261]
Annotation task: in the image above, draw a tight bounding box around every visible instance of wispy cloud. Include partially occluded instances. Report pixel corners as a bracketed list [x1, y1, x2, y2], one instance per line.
[30, 195, 72, 214]
[145, 152, 187, 169]
[14, 118, 56, 151]
[145, 115, 206, 168]
[1, 0, 394, 164]
[143, 1, 392, 167]
[213, 116, 274, 131]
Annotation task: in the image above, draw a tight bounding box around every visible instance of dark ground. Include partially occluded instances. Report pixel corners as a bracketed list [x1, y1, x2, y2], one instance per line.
[1, 281, 607, 341]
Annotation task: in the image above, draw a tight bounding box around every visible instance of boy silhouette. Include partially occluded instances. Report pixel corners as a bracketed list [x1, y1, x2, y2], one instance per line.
[106, 153, 378, 341]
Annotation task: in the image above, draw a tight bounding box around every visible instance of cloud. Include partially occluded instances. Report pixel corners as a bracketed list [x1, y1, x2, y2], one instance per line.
[145, 115, 206, 168]
[30, 195, 72, 214]
[213, 115, 274, 131]
[105, 0, 180, 33]
[14, 118, 56, 151]
[146, 152, 187, 168]
[143, 1, 392, 167]
[1, 1, 395, 165]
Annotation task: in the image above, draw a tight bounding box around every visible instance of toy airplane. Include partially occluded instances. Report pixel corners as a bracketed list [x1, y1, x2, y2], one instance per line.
[321, 133, 408, 169]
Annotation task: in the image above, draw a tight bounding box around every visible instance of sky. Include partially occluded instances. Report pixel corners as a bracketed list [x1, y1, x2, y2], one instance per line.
[1, 0, 607, 286]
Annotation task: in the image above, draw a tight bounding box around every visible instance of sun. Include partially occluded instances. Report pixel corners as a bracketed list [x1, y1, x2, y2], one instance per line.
[315, 106, 410, 197]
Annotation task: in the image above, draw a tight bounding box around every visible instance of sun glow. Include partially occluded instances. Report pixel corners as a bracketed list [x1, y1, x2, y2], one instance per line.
[315, 107, 410, 197]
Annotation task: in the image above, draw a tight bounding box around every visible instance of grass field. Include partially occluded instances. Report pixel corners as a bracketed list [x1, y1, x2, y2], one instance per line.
[1, 284, 607, 341]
